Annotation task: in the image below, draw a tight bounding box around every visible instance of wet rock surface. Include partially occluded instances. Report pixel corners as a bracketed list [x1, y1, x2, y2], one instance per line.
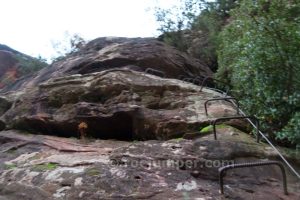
[0, 129, 299, 200]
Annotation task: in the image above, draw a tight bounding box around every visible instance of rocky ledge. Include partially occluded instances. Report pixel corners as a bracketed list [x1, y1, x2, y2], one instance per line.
[0, 127, 299, 200]
[0, 69, 238, 140]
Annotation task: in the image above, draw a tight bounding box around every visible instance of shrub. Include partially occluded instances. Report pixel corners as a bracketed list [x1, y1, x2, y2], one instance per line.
[216, 0, 300, 145]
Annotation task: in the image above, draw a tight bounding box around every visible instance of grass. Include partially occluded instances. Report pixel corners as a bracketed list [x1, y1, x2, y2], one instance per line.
[199, 124, 233, 133]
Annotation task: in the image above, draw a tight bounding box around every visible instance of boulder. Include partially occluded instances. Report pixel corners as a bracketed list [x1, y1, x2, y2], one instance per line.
[1, 69, 237, 140]
[6, 37, 212, 91]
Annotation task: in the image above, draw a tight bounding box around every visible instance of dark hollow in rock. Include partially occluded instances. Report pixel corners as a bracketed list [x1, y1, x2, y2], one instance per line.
[0, 96, 12, 116]
[1, 69, 240, 141]
[0, 120, 5, 131]
[76, 112, 135, 140]
[12, 113, 135, 141]
[0, 38, 239, 141]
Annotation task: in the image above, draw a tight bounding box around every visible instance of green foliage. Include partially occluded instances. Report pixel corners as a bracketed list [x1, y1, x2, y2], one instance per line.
[199, 124, 236, 133]
[217, 0, 300, 145]
[155, 0, 238, 70]
[200, 125, 214, 133]
[155, 0, 202, 33]
[190, 0, 238, 70]
[51, 32, 86, 61]
[32, 163, 58, 171]
[277, 112, 300, 145]
[14, 54, 48, 76]
[155, 0, 202, 51]
[4, 163, 17, 170]
[0, 54, 47, 89]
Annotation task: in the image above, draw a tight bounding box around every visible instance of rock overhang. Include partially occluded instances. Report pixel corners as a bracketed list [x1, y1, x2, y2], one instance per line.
[0, 69, 238, 141]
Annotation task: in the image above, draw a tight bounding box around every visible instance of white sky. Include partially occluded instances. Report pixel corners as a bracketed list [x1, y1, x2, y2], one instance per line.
[0, 0, 180, 60]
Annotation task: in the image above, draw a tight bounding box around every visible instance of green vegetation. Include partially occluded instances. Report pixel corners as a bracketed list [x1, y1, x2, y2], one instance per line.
[51, 32, 86, 61]
[155, 0, 300, 147]
[200, 124, 236, 133]
[200, 125, 214, 133]
[32, 163, 58, 171]
[277, 113, 300, 146]
[155, 0, 237, 71]
[14, 54, 48, 76]
[4, 163, 17, 170]
[216, 0, 300, 146]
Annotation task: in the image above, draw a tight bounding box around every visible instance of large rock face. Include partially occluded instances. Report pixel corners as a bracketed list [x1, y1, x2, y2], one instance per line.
[0, 50, 19, 89]
[0, 44, 48, 91]
[6, 37, 212, 91]
[0, 129, 299, 199]
[1, 69, 236, 140]
[0, 37, 213, 140]
[1, 37, 298, 199]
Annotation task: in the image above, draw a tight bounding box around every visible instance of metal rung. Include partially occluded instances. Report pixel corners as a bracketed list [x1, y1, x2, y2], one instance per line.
[219, 161, 288, 195]
[178, 75, 186, 80]
[180, 75, 207, 85]
[203, 87, 229, 97]
[204, 97, 239, 116]
[178, 72, 300, 180]
[200, 77, 230, 93]
[212, 116, 260, 142]
[145, 68, 166, 78]
[183, 78, 194, 83]
[231, 103, 300, 179]
[192, 77, 204, 85]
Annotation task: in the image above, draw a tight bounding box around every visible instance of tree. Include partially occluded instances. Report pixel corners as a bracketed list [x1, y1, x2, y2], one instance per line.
[154, 0, 203, 51]
[51, 32, 86, 61]
[216, 0, 300, 146]
[15, 54, 48, 76]
[155, 0, 238, 71]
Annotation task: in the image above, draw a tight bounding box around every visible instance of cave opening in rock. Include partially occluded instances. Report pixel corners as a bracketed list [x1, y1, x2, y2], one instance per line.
[18, 112, 135, 141]
[81, 112, 135, 141]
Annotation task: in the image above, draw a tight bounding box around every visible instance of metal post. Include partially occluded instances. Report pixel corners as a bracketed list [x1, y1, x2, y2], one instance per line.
[219, 161, 288, 195]
[200, 77, 230, 95]
[145, 68, 166, 78]
[204, 97, 240, 116]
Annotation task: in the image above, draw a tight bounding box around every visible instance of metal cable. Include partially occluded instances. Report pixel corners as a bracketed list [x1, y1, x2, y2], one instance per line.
[200, 84, 300, 179]
[149, 73, 300, 180]
[228, 96, 300, 179]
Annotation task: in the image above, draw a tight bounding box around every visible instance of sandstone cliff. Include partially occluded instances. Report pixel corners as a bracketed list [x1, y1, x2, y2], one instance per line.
[0, 37, 299, 200]
[0, 44, 48, 91]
